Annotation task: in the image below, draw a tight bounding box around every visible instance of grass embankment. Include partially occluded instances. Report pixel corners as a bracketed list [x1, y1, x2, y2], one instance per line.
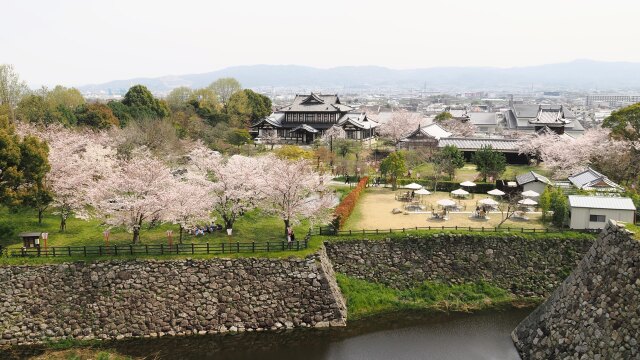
[624, 223, 640, 240]
[320, 229, 597, 243]
[336, 274, 539, 320]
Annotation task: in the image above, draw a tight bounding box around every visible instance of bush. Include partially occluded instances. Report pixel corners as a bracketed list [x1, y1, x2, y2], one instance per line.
[333, 177, 369, 229]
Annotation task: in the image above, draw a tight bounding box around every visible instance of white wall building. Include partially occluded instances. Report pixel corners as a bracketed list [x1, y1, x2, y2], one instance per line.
[568, 196, 636, 230]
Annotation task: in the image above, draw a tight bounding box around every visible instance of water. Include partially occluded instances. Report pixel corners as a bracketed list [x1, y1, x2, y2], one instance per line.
[106, 309, 528, 360]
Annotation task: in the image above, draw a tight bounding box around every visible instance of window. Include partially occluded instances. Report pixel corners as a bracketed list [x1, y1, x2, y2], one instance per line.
[589, 214, 606, 222]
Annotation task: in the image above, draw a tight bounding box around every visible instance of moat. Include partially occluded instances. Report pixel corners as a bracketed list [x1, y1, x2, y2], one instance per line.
[94, 309, 527, 359]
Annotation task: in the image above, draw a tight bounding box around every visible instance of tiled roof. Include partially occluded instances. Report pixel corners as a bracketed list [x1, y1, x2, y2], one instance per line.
[337, 113, 379, 129]
[568, 195, 636, 211]
[437, 137, 520, 152]
[568, 167, 622, 191]
[279, 93, 354, 112]
[516, 171, 552, 186]
[251, 112, 284, 128]
[289, 124, 319, 133]
[468, 112, 497, 126]
[399, 123, 452, 142]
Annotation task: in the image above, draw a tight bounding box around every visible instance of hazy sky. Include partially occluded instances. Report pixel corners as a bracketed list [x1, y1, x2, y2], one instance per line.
[2, 0, 640, 87]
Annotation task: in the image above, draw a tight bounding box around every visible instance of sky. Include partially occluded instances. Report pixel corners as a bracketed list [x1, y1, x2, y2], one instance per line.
[2, 0, 640, 87]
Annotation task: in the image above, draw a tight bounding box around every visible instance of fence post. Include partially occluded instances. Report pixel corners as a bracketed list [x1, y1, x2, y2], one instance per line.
[160, 244, 164, 255]
[281, 241, 285, 251]
[192, 243, 195, 255]
[114, 245, 118, 256]
[236, 242, 240, 253]
[130, 245, 133, 255]
[521, 227, 524, 233]
[146, 245, 148, 255]
[362, 229, 365, 235]
[305, 237, 308, 248]
[52, 247, 56, 257]
[252, 242, 255, 252]
[455, 226, 458, 230]
[222, 243, 225, 254]
[267, 242, 270, 252]
[296, 241, 300, 251]
[533, 228, 536, 233]
[99, 246, 102, 256]
[84, 246, 87, 257]
[176, 244, 179, 255]
[207, 242, 210, 254]
[376, 229, 379, 234]
[482, 227, 484, 232]
[349, 230, 352, 235]
[68, 246, 71, 256]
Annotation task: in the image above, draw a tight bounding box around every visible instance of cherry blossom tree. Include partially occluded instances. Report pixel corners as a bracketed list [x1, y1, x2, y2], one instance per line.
[260, 129, 279, 150]
[439, 119, 476, 137]
[166, 176, 214, 242]
[377, 111, 422, 144]
[260, 156, 334, 237]
[188, 145, 264, 233]
[91, 149, 174, 243]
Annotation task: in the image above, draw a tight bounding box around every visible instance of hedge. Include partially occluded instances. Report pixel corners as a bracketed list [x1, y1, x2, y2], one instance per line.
[333, 177, 369, 229]
[395, 178, 497, 193]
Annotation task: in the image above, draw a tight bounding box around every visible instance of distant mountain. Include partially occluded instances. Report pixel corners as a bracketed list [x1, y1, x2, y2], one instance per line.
[78, 60, 640, 94]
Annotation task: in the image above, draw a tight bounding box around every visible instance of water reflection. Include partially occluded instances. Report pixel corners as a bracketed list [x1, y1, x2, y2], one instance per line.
[109, 309, 528, 360]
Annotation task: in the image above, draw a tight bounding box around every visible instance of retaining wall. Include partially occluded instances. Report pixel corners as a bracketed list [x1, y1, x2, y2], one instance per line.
[0, 248, 346, 346]
[325, 234, 594, 297]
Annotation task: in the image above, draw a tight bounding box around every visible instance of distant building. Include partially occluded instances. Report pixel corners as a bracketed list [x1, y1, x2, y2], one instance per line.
[468, 112, 501, 134]
[251, 93, 379, 144]
[437, 137, 527, 164]
[516, 171, 553, 195]
[586, 94, 640, 106]
[568, 196, 636, 230]
[568, 167, 623, 193]
[503, 104, 584, 137]
[398, 123, 451, 149]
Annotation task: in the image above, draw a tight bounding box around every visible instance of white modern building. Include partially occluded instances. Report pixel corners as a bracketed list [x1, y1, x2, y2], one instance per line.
[568, 196, 636, 230]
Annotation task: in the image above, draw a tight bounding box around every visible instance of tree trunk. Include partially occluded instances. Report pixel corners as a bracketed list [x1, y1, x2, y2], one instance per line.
[179, 226, 184, 244]
[60, 215, 66, 232]
[132, 226, 140, 244]
[283, 219, 290, 239]
[38, 209, 44, 225]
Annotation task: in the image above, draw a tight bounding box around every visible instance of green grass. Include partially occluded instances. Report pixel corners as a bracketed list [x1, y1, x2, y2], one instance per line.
[336, 274, 526, 320]
[0, 207, 312, 255]
[624, 223, 640, 240]
[410, 163, 550, 182]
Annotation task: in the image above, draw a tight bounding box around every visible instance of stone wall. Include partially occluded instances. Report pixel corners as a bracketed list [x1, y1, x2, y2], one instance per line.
[325, 234, 593, 297]
[512, 221, 640, 359]
[0, 248, 346, 346]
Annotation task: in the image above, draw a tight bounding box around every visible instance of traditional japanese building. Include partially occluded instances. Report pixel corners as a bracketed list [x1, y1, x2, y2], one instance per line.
[502, 104, 584, 137]
[398, 123, 451, 149]
[251, 93, 379, 144]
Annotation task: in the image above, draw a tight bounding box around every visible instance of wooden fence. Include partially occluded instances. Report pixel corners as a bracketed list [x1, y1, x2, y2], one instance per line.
[314, 225, 600, 236]
[0, 239, 309, 258]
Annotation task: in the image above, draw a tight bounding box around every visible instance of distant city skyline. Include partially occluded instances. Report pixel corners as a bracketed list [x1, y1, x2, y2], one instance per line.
[3, 0, 640, 87]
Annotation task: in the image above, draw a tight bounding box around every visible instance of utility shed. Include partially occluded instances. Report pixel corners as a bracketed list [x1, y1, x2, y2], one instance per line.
[568, 196, 636, 230]
[516, 171, 552, 195]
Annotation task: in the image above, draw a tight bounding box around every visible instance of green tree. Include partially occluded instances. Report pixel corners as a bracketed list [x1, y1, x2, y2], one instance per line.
[226, 128, 252, 148]
[17, 94, 49, 124]
[435, 111, 453, 122]
[538, 187, 552, 222]
[380, 151, 407, 191]
[242, 89, 272, 122]
[107, 101, 133, 127]
[472, 145, 506, 182]
[0, 64, 29, 121]
[603, 102, 640, 143]
[18, 136, 52, 224]
[549, 188, 569, 228]
[165, 86, 194, 110]
[208, 78, 241, 105]
[226, 90, 253, 128]
[46, 85, 85, 109]
[0, 113, 23, 206]
[122, 84, 170, 119]
[75, 103, 120, 129]
[433, 145, 465, 180]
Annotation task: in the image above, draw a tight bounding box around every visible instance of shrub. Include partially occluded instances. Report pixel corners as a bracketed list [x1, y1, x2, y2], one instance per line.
[333, 177, 369, 229]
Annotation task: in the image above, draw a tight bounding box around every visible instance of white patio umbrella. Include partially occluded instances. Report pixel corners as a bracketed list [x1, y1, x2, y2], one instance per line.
[437, 199, 456, 207]
[451, 188, 470, 196]
[518, 198, 538, 206]
[478, 198, 499, 206]
[415, 189, 431, 195]
[487, 189, 505, 196]
[404, 183, 423, 190]
[521, 190, 540, 198]
[460, 181, 477, 187]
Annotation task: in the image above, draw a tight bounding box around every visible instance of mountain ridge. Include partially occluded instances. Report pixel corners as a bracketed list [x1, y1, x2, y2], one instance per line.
[78, 60, 640, 93]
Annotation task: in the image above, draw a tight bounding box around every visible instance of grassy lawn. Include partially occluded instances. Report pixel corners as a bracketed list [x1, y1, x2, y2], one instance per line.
[410, 163, 550, 182]
[336, 274, 529, 320]
[0, 207, 310, 249]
